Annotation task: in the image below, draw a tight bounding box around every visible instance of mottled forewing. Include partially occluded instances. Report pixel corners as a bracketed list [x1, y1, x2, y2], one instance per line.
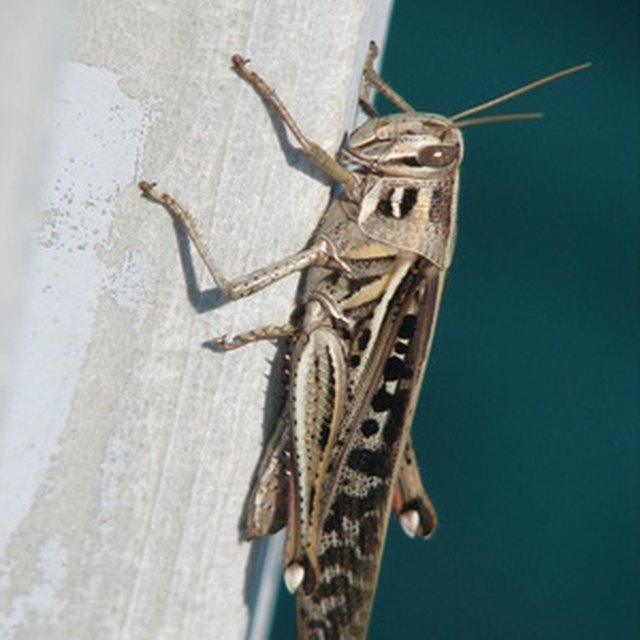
[297, 258, 447, 639]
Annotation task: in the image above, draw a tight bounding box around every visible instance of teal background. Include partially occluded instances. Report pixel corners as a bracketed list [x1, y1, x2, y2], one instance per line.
[270, 1, 639, 638]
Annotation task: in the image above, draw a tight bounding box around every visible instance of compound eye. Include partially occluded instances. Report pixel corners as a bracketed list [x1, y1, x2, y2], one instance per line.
[417, 144, 458, 167]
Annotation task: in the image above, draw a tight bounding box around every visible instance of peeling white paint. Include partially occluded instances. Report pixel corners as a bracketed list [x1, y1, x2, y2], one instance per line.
[1, 535, 68, 629]
[0, 61, 152, 558]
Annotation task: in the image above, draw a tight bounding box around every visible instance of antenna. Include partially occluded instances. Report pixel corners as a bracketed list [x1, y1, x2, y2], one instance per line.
[455, 112, 543, 128]
[450, 62, 590, 123]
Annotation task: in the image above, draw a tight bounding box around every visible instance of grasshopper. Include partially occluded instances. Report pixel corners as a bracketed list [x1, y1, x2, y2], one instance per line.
[139, 43, 588, 640]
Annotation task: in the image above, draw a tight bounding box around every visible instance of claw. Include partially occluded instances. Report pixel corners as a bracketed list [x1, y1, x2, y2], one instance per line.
[203, 335, 243, 351]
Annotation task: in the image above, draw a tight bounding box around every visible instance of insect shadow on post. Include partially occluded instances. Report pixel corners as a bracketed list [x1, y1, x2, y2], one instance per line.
[147, 187, 298, 634]
[167, 215, 224, 312]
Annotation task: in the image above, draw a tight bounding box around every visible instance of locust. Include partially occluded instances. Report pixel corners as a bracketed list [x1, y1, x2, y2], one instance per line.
[139, 43, 588, 640]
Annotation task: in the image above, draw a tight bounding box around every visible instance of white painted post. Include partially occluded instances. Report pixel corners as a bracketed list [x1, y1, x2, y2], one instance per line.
[0, 1, 393, 638]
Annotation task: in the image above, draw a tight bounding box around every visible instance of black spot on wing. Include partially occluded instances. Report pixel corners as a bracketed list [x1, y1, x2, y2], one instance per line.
[361, 419, 379, 437]
[358, 328, 372, 352]
[394, 341, 409, 354]
[398, 314, 417, 339]
[347, 448, 392, 478]
[383, 356, 407, 381]
[371, 388, 393, 412]
[383, 389, 409, 447]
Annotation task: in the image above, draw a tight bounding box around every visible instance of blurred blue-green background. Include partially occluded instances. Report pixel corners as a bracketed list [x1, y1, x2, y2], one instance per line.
[271, 1, 639, 638]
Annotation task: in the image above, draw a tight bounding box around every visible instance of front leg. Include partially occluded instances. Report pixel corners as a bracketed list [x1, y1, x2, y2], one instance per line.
[360, 41, 415, 114]
[230, 55, 359, 197]
[139, 181, 351, 301]
[358, 41, 381, 118]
